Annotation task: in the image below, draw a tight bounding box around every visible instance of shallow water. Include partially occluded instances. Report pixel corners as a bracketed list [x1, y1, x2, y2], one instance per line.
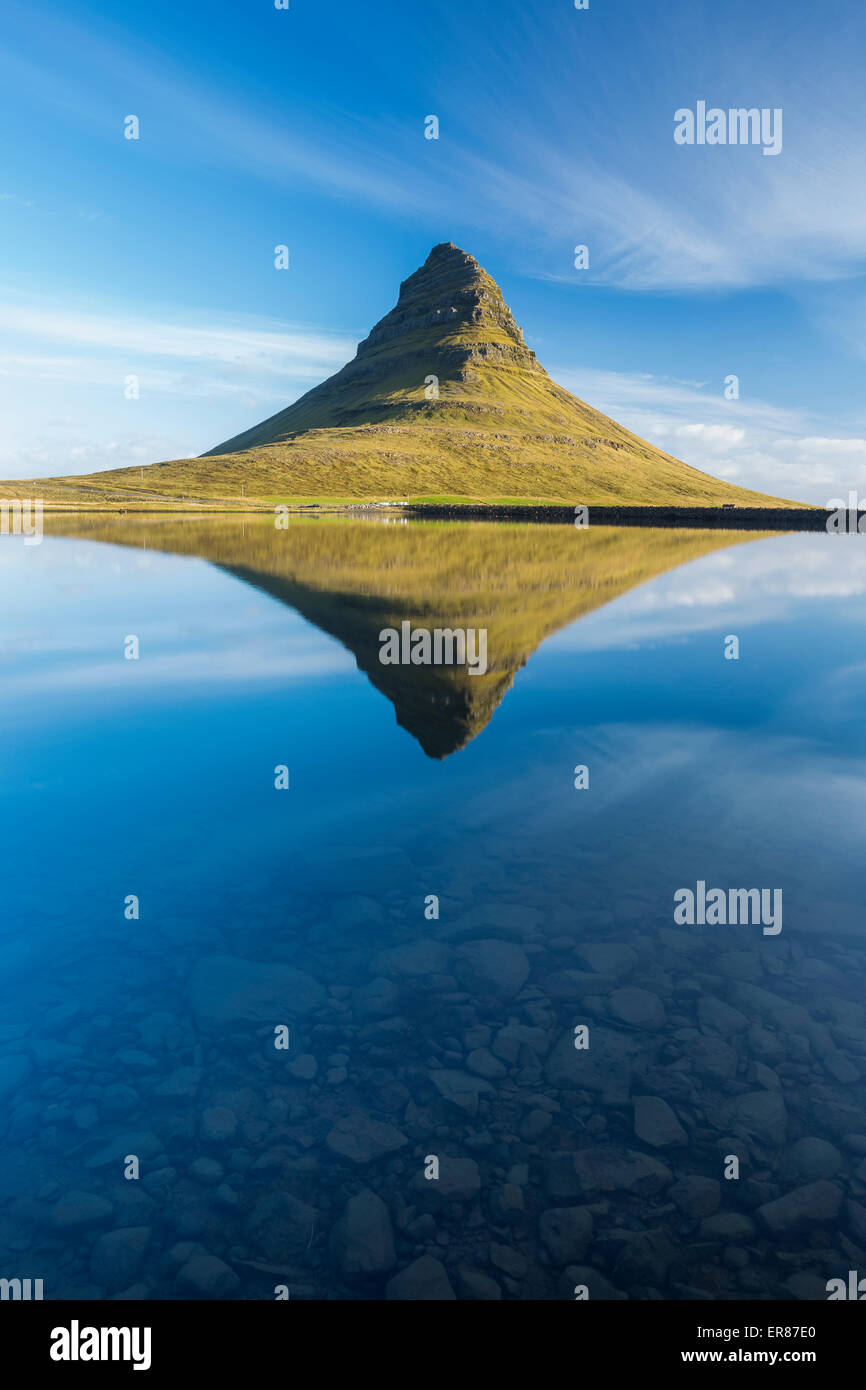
[1, 515, 865, 1300]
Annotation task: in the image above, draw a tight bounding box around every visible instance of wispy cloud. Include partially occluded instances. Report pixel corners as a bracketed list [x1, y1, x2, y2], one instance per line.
[0, 298, 356, 378]
[554, 364, 866, 504]
[0, 294, 358, 476]
[5, 2, 866, 295]
[2, 0, 864, 488]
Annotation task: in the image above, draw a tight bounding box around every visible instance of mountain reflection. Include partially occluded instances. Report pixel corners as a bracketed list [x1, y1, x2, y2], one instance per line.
[45, 514, 768, 758]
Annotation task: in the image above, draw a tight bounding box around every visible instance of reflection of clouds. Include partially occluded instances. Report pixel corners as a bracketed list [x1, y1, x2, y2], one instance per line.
[458, 719, 866, 920]
[0, 644, 353, 696]
[765, 578, 866, 598]
[808, 659, 866, 725]
[0, 536, 356, 700]
[658, 582, 737, 607]
[547, 534, 866, 652]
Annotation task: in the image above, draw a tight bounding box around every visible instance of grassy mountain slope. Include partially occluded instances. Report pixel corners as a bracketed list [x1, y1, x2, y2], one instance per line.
[11, 243, 799, 508]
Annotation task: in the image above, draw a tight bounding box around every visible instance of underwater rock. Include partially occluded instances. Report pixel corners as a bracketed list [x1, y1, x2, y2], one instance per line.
[187, 954, 325, 1028]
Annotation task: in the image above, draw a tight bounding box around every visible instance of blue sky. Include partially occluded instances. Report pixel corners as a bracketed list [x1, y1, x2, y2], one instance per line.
[1, 0, 865, 502]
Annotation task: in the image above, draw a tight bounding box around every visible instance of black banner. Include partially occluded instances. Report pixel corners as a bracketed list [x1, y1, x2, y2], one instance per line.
[1, 1298, 859, 1376]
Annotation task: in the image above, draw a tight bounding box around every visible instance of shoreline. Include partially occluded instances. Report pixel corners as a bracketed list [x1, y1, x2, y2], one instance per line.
[403, 504, 833, 531]
[17, 501, 844, 532]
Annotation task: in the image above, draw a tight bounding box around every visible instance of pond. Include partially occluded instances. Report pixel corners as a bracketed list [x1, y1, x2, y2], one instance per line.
[0, 514, 864, 1300]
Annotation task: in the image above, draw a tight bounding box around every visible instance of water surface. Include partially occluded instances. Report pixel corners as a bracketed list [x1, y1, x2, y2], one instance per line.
[1, 515, 864, 1301]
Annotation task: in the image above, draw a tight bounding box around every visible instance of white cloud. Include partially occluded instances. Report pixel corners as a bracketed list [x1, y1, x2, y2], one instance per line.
[671, 423, 746, 450]
[0, 300, 355, 378]
[553, 364, 866, 504]
[0, 294, 359, 477]
[785, 438, 866, 459]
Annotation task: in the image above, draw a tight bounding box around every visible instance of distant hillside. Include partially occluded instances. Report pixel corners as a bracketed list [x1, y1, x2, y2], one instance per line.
[8, 242, 800, 508]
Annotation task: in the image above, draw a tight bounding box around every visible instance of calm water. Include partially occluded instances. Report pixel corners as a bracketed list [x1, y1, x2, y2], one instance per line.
[1, 515, 865, 1301]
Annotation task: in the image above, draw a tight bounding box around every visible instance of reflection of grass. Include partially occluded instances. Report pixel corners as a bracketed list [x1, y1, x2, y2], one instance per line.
[45, 514, 769, 653]
[47, 513, 775, 757]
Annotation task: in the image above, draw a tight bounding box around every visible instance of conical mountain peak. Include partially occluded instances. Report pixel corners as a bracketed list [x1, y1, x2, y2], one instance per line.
[203, 242, 543, 452]
[355, 242, 531, 362]
[194, 244, 788, 510]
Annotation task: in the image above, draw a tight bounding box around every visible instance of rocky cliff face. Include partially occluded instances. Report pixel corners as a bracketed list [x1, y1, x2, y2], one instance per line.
[201, 242, 553, 454]
[356, 242, 538, 367]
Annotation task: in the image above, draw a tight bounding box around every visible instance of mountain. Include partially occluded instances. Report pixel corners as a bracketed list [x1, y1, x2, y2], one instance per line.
[11, 243, 797, 508]
[190, 241, 786, 506]
[204, 241, 556, 453]
[43, 513, 770, 757]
